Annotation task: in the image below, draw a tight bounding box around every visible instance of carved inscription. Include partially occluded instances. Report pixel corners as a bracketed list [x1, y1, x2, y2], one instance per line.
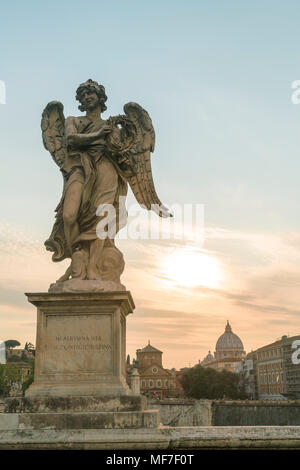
[42, 314, 113, 374]
[45, 335, 112, 352]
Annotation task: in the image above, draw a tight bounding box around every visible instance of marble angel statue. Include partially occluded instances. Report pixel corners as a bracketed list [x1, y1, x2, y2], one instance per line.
[41, 79, 171, 291]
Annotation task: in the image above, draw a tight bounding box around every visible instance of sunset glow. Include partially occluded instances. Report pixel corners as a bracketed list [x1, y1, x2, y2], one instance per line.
[162, 249, 222, 288]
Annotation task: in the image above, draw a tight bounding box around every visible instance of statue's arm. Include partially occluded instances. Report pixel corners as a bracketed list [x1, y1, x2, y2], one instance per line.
[65, 117, 110, 149]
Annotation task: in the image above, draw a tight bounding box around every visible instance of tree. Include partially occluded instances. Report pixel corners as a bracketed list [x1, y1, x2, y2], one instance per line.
[0, 364, 22, 397]
[22, 360, 34, 395]
[5, 340, 22, 363]
[4, 340, 21, 349]
[180, 365, 247, 400]
[21, 350, 27, 361]
[0, 365, 7, 396]
[24, 342, 34, 351]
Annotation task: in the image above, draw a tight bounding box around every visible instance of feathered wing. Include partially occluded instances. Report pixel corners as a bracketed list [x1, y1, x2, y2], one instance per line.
[122, 102, 172, 218]
[41, 101, 69, 261]
[41, 101, 67, 168]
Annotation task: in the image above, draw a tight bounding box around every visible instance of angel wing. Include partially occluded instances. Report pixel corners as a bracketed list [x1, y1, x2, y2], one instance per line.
[108, 102, 172, 218]
[41, 101, 67, 168]
[41, 101, 68, 261]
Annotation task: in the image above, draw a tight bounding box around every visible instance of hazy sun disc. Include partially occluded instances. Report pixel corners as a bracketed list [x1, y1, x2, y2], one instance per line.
[163, 249, 221, 288]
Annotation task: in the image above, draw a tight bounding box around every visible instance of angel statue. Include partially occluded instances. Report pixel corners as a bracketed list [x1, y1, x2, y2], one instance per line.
[42, 79, 171, 292]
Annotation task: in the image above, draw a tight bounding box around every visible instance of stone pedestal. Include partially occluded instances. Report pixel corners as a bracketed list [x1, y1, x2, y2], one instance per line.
[14, 290, 160, 429]
[25, 291, 134, 397]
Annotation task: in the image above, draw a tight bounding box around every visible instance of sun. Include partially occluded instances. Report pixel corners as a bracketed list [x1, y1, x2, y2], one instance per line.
[162, 248, 221, 288]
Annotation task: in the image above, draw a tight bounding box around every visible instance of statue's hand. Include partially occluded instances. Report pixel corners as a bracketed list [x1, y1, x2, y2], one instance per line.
[66, 125, 112, 149]
[97, 125, 112, 137]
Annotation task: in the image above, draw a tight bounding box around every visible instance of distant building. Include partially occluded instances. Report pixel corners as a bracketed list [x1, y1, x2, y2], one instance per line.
[249, 335, 300, 399]
[6, 348, 34, 361]
[201, 351, 214, 366]
[129, 341, 182, 399]
[9, 362, 32, 382]
[201, 321, 246, 372]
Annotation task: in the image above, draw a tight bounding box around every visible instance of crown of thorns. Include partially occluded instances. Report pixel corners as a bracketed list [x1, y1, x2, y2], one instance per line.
[76, 79, 107, 112]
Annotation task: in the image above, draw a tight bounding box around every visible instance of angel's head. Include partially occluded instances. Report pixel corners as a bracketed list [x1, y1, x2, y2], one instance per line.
[76, 79, 107, 113]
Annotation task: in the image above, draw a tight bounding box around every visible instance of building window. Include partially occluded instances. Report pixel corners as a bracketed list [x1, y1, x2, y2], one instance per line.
[165, 380, 169, 387]
[156, 380, 162, 387]
[141, 380, 146, 388]
[149, 380, 154, 388]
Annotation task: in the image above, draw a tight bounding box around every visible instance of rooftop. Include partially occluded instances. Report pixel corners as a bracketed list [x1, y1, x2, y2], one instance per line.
[137, 341, 162, 354]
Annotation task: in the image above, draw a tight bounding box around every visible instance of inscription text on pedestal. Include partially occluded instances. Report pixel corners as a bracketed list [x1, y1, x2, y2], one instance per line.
[42, 314, 113, 374]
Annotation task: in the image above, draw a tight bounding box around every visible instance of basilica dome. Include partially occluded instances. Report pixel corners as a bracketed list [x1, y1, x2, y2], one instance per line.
[216, 321, 244, 351]
[214, 321, 245, 362]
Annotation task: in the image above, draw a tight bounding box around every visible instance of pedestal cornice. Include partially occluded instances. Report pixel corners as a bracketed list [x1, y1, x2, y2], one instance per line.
[25, 291, 135, 316]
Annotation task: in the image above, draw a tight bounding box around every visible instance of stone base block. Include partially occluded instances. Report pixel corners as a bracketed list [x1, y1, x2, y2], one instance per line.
[0, 410, 160, 431]
[5, 395, 147, 414]
[0, 426, 300, 449]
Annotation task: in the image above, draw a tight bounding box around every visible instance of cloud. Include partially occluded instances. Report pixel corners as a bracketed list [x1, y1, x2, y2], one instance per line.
[234, 300, 300, 317]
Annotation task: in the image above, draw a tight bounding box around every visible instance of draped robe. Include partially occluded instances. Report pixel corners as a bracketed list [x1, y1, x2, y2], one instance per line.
[45, 115, 127, 261]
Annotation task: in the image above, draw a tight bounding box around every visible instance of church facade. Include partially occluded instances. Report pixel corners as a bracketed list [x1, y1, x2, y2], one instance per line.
[130, 342, 182, 399]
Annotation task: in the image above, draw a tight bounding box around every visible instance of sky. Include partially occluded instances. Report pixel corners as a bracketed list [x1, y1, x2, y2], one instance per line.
[1, 0, 300, 369]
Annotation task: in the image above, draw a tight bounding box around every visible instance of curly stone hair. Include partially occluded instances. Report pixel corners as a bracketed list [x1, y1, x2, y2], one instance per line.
[76, 79, 107, 112]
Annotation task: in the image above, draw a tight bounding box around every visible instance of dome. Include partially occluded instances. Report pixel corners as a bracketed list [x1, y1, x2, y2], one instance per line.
[205, 350, 214, 361]
[216, 321, 244, 351]
[201, 350, 214, 365]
